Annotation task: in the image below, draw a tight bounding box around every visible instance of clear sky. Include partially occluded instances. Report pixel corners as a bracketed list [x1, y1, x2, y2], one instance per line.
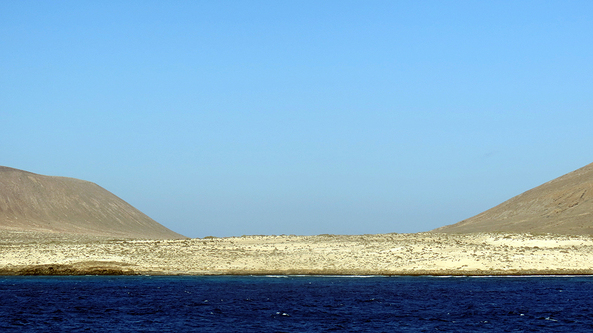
[1, 1, 592, 238]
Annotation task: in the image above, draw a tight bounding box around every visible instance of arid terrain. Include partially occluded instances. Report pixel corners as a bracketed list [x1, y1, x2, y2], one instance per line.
[0, 166, 185, 239]
[1, 230, 593, 276]
[3, 164, 593, 276]
[435, 162, 593, 234]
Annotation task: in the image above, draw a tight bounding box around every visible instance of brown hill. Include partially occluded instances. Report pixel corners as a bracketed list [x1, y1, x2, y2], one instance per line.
[433, 162, 593, 235]
[0, 166, 186, 239]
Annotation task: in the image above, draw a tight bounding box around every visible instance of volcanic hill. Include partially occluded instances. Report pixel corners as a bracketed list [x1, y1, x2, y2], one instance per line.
[0, 166, 186, 239]
[434, 162, 593, 235]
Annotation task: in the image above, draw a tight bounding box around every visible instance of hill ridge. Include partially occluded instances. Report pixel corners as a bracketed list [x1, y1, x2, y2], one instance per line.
[0, 166, 186, 239]
[433, 162, 593, 234]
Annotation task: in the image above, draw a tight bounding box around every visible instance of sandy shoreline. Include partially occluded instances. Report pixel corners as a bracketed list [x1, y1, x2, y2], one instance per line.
[1, 230, 593, 276]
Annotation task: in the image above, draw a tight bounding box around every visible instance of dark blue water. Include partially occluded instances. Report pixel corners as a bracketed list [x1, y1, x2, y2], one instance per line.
[2, 275, 593, 332]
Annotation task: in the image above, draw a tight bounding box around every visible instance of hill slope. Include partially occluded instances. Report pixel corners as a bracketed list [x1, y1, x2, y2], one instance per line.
[433, 162, 593, 235]
[0, 166, 186, 239]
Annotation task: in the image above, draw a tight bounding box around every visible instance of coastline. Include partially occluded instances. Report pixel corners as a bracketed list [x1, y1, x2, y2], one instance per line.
[1, 230, 593, 276]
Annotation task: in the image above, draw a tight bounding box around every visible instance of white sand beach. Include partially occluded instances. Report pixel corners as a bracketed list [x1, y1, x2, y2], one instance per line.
[2, 230, 593, 276]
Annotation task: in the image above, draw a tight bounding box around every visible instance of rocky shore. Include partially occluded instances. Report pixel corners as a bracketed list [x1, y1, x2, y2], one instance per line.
[1, 230, 593, 276]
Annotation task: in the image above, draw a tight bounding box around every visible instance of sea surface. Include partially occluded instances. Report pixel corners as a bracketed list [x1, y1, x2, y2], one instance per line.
[1, 275, 593, 332]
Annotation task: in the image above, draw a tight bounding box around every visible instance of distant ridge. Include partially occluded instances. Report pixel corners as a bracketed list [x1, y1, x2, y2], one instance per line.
[0, 166, 186, 239]
[433, 162, 593, 235]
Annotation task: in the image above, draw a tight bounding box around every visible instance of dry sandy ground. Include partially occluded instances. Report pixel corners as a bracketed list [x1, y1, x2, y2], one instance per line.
[1, 230, 593, 276]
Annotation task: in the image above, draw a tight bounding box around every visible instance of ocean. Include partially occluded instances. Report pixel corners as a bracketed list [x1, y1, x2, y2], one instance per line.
[1, 275, 593, 332]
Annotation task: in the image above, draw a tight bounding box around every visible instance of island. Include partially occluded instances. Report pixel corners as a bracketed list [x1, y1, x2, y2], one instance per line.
[1, 164, 593, 276]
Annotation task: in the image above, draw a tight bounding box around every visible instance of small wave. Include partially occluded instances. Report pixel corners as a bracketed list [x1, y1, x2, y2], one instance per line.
[467, 274, 593, 278]
[300, 275, 382, 278]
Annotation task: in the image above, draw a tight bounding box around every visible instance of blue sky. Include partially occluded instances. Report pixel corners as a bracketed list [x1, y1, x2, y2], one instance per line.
[1, 1, 592, 238]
